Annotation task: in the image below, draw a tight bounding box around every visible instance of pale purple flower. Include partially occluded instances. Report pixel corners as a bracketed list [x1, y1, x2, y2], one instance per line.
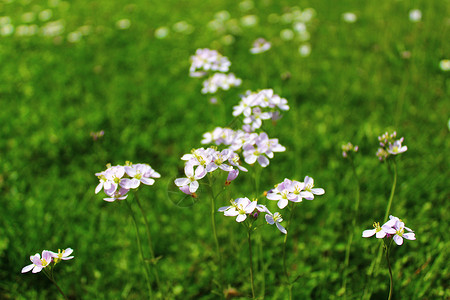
[121, 164, 156, 189]
[267, 178, 298, 209]
[94, 165, 125, 195]
[250, 38, 271, 54]
[206, 149, 233, 173]
[362, 221, 396, 239]
[342, 142, 359, 158]
[387, 138, 407, 155]
[201, 73, 242, 94]
[189, 48, 231, 75]
[50, 248, 74, 263]
[265, 210, 287, 234]
[300, 176, 325, 200]
[174, 163, 207, 193]
[219, 197, 258, 222]
[103, 187, 129, 202]
[22, 250, 53, 273]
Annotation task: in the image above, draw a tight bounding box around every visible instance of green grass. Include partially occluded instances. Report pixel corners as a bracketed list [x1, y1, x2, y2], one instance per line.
[0, 0, 448, 299]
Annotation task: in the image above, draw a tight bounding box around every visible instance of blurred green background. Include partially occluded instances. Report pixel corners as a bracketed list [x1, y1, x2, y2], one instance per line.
[0, 0, 448, 299]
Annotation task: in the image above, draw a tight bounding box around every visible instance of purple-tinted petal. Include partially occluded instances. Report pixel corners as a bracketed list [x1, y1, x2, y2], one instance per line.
[218, 206, 230, 212]
[362, 229, 376, 237]
[189, 181, 199, 193]
[63, 248, 73, 257]
[21, 264, 34, 273]
[266, 193, 281, 201]
[257, 155, 270, 167]
[32, 265, 43, 273]
[175, 178, 190, 187]
[276, 222, 287, 234]
[403, 233, 416, 240]
[311, 188, 325, 195]
[375, 230, 387, 238]
[140, 178, 155, 186]
[300, 191, 314, 200]
[245, 201, 257, 213]
[277, 199, 288, 209]
[95, 183, 103, 194]
[393, 235, 403, 245]
[236, 214, 247, 222]
[265, 214, 275, 225]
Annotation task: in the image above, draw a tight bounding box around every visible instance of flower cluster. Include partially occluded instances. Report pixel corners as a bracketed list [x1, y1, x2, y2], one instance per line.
[362, 215, 416, 246]
[175, 147, 247, 196]
[201, 128, 285, 168]
[250, 38, 271, 54]
[219, 197, 287, 234]
[341, 142, 359, 158]
[201, 73, 242, 94]
[22, 248, 74, 274]
[267, 177, 324, 209]
[189, 48, 231, 77]
[376, 131, 407, 161]
[95, 162, 160, 202]
[233, 89, 289, 131]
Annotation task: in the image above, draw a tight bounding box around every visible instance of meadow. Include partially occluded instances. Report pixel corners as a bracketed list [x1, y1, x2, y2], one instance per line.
[0, 0, 449, 299]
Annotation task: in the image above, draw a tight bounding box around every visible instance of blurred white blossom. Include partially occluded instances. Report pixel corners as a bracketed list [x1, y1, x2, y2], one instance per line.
[409, 9, 422, 22]
[342, 12, 357, 23]
[116, 19, 131, 30]
[439, 59, 450, 71]
[299, 44, 311, 57]
[240, 15, 258, 27]
[154, 26, 169, 39]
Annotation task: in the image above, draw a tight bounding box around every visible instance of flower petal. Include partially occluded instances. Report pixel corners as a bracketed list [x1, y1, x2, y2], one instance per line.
[276, 222, 287, 234]
[21, 264, 34, 273]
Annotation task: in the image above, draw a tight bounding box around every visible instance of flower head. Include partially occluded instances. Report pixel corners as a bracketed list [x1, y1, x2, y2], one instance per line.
[21, 250, 53, 273]
[250, 38, 271, 54]
[265, 210, 287, 234]
[341, 142, 359, 158]
[50, 248, 74, 263]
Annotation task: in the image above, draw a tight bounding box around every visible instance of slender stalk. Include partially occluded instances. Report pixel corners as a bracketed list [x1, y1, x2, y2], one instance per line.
[383, 159, 397, 223]
[341, 158, 361, 298]
[282, 203, 296, 300]
[385, 243, 394, 300]
[134, 192, 162, 293]
[42, 268, 68, 300]
[207, 174, 224, 298]
[125, 199, 153, 300]
[363, 159, 398, 300]
[247, 228, 256, 299]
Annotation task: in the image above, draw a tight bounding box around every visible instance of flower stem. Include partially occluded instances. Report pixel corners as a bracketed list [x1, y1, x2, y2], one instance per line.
[282, 204, 296, 300]
[207, 174, 224, 298]
[42, 268, 68, 300]
[134, 192, 162, 294]
[385, 243, 394, 300]
[125, 199, 153, 300]
[341, 158, 361, 298]
[247, 228, 256, 299]
[363, 159, 398, 300]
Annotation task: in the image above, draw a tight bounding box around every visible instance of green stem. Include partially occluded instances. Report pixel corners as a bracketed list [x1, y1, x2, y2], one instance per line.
[282, 204, 296, 300]
[385, 244, 394, 300]
[383, 159, 397, 223]
[134, 192, 162, 293]
[42, 268, 68, 300]
[342, 158, 361, 297]
[247, 228, 255, 299]
[363, 159, 398, 300]
[125, 199, 153, 300]
[207, 174, 224, 298]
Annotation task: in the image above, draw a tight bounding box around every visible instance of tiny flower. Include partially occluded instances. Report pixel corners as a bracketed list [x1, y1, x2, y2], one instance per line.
[392, 219, 416, 246]
[387, 138, 407, 155]
[362, 222, 396, 239]
[174, 163, 207, 193]
[266, 178, 297, 209]
[409, 9, 422, 22]
[103, 187, 129, 202]
[22, 250, 53, 273]
[50, 248, 74, 263]
[250, 38, 271, 54]
[342, 12, 357, 23]
[342, 142, 359, 158]
[439, 59, 450, 71]
[121, 163, 157, 189]
[265, 210, 287, 234]
[300, 176, 325, 200]
[225, 169, 239, 185]
[219, 197, 257, 222]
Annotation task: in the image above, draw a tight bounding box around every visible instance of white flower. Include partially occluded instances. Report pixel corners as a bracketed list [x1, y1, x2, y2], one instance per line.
[300, 176, 325, 200]
[174, 163, 207, 193]
[265, 210, 287, 234]
[439, 59, 450, 71]
[342, 12, 357, 23]
[219, 197, 258, 222]
[409, 9, 422, 22]
[250, 38, 271, 54]
[387, 138, 407, 155]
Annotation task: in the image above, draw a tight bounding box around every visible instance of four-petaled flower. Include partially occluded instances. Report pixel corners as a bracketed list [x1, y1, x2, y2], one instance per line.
[265, 210, 287, 234]
[175, 163, 207, 193]
[50, 248, 74, 263]
[22, 250, 53, 273]
[219, 197, 259, 222]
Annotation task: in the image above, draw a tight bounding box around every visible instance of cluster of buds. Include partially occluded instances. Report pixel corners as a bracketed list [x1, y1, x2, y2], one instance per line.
[341, 142, 359, 158]
[267, 177, 325, 209]
[376, 131, 408, 161]
[250, 38, 271, 54]
[218, 197, 287, 234]
[95, 162, 160, 202]
[201, 128, 285, 168]
[174, 147, 248, 197]
[22, 248, 74, 274]
[90, 130, 104, 141]
[201, 73, 242, 94]
[362, 215, 415, 246]
[233, 89, 289, 132]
